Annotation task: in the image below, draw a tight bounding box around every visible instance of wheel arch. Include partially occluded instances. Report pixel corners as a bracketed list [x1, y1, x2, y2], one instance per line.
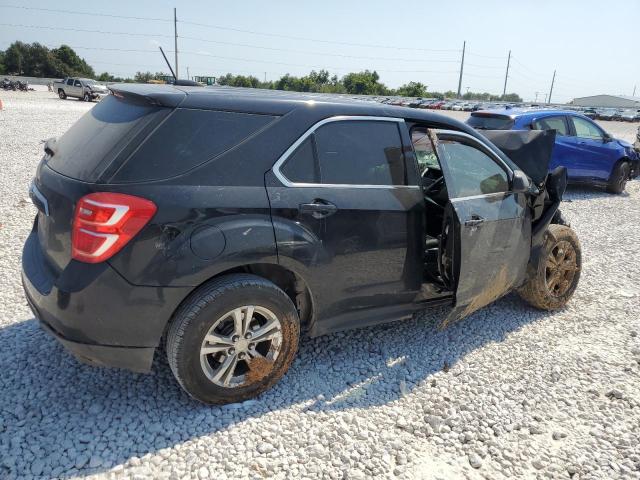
[163, 262, 315, 339]
[609, 156, 631, 179]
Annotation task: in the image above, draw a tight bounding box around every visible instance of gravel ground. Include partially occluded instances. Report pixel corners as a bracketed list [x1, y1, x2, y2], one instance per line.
[1, 90, 639, 480]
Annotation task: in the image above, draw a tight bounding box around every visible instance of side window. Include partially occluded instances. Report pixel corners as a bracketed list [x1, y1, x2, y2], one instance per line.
[438, 139, 509, 198]
[113, 109, 277, 182]
[411, 127, 440, 173]
[534, 116, 568, 136]
[314, 121, 406, 186]
[281, 137, 318, 183]
[571, 117, 603, 140]
[74, 80, 82, 87]
[66, 78, 74, 86]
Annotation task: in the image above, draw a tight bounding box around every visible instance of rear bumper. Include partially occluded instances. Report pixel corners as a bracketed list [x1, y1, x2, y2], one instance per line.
[22, 228, 190, 372]
[36, 316, 155, 373]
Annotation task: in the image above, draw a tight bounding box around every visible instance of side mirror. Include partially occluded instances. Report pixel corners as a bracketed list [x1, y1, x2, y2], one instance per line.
[603, 133, 613, 143]
[511, 170, 530, 193]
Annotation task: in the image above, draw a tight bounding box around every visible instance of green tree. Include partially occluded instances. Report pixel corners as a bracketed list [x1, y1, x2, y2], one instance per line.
[342, 70, 390, 95]
[4, 41, 27, 74]
[0, 50, 6, 75]
[51, 44, 94, 77]
[217, 73, 262, 88]
[395, 81, 428, 98]
[2, 41, 95, 77]
[133, 71, 170, 83]
[500, 93, 523, 102]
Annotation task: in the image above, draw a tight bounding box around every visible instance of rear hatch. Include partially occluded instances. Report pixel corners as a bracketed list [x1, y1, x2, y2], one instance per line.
[32, 93, 172, 274]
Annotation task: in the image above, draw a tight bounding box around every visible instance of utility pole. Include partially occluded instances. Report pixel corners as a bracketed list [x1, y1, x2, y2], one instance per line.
[535, 92, 539, 103]
[264, 72, 267, 83]
[174, 8, 179, 79]
[186, 66, 190, 80]
[456, 41, 466, 98]
[548, 70, 556, 104]
[633, 85, 637, 97]
[502, 50, 511, 97]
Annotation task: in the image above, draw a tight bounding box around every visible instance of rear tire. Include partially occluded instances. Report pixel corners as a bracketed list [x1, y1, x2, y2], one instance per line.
[58, 89, 66, 99]
[607, 161, 629, 194]
[166, 274, 300, 404]
[518, 224, 581, 311]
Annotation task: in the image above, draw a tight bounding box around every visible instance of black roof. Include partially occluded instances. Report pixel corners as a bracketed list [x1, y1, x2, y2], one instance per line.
[108, 83, 474, 133]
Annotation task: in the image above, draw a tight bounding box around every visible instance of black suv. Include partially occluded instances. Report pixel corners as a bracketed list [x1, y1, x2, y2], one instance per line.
[23, 84, 581, 404]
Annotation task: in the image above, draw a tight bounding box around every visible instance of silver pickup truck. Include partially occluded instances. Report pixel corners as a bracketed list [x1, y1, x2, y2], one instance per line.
[54, 77, 109, 101]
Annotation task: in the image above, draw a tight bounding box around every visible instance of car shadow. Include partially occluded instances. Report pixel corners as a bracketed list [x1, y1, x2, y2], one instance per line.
[563, 184, 632, 201]
[0, 294, 551, 478]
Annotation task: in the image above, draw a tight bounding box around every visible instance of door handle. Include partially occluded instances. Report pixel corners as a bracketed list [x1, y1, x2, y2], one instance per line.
[464, 215, 485, 227]
[299, 200, 338, 219]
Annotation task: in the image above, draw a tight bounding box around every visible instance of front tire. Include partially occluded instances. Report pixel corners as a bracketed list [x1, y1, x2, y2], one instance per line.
[83, 92, 91, 102]
[518, 224, 581, 311]
[607, 161, 629, 194]
[58, 89, 66, 99]
[166, 274, 300, 404]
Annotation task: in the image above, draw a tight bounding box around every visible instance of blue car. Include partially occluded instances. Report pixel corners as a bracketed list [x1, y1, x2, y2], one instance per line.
[467, 109, 640, 193]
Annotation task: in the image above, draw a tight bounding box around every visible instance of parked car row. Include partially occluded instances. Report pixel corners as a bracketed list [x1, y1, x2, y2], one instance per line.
[375, 97, 521, 112]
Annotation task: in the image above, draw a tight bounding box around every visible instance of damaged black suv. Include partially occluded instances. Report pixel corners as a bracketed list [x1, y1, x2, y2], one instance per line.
[22, 85, 581, 404]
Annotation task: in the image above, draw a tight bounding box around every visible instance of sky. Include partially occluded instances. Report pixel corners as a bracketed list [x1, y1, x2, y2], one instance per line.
[1, 0, 638, 103]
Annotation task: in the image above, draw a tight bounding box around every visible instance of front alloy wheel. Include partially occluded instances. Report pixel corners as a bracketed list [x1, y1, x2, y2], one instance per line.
[545, 240, 579, 298]
[607, 162, 629, 194]
[518, 224, 582, 310]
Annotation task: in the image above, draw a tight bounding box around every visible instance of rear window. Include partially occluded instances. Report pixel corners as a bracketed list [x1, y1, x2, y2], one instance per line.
[467, 113, 514, 130]
[47, 95, 163, 182]
[112, 109, 277, 182]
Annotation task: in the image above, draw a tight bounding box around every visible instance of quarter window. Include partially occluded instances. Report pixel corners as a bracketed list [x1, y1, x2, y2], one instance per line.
[74, 80, 82, 87]
[571, 117, 603, 140]
[438, 140, 509, 198]
[533, 116, 568, 136]
[281, 137, 318, 183]
[279, 120, 406, 186]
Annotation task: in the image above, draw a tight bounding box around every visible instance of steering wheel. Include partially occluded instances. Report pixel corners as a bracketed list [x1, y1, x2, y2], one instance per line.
[423, 176, 445, 195]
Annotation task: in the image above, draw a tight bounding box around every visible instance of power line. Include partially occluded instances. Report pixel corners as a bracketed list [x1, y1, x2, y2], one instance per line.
[465, 50, 506, 60]
[179, 35, 461, 63]
[179, 49, 459, 74]
[0, 22, 172, 38]
[0, 4, 461, 54]
[1, 21, 473, 66]
[0, 4, 171, 22]
[178, 19, 461, 53]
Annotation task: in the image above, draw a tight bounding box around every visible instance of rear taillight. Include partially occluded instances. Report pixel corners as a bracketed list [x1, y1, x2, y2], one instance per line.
[72, 192, 157, 263]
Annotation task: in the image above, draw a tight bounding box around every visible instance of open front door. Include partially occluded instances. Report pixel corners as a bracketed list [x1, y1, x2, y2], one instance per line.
[433, 131, 531, 328]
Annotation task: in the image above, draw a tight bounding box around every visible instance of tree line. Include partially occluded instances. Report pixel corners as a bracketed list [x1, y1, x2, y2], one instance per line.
[0, 41, 522, 101]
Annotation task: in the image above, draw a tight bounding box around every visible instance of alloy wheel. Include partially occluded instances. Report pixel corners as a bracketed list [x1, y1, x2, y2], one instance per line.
[545, 240, 578, 297]
[199, 306, 283, 388]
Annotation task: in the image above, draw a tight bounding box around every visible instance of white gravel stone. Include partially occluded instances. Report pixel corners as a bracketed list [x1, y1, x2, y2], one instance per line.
[1, 90, 639, 480]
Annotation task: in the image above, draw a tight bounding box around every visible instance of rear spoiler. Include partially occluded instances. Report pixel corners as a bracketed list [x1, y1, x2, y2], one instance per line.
[108, 83, 186, 108]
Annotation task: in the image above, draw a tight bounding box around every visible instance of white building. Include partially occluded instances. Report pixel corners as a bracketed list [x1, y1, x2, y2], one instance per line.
[571, 94, 640, 108]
